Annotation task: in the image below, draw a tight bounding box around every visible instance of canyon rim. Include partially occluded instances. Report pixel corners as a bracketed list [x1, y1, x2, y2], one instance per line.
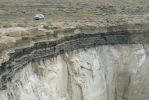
[0, 0, 149, 100]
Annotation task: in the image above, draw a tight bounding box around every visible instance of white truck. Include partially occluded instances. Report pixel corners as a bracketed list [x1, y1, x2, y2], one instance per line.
[33, 14, 45, 20]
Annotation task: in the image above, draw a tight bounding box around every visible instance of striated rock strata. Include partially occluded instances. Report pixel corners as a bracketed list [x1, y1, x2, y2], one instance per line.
[0, 21, 149, 100]
[0, 44, 149, 100]
[0, 23, 149, 90]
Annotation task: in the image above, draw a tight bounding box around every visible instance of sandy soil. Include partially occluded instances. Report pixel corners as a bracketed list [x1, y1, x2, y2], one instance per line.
[0, 0, 149, 27]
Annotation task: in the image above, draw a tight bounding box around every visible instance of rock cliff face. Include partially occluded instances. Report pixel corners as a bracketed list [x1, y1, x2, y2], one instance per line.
[0, 44, 149, 100]
[0, 23, 149, 91]
[1, 1, 149, 99]
[0, 23, 149, 100]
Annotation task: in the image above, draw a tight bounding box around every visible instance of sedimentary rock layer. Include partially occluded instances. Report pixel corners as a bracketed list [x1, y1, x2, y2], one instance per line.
[0, 23, 149, 90]
[1, 44, 149, 100]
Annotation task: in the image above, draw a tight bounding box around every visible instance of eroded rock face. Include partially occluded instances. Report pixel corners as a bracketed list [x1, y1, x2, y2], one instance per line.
[0, 44, 149, 100]
[1, 0, 149, 99]
[1, 23, 149, 91]
[0, 23, 149, 100]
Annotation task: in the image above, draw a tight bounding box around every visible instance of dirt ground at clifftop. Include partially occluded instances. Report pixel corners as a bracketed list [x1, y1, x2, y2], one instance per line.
[0, 0, 149, 27]
[0, 0, 149, 5]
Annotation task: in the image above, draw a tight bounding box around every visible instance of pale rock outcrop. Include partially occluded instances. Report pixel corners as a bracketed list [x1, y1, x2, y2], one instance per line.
[0, 44, 149, 100]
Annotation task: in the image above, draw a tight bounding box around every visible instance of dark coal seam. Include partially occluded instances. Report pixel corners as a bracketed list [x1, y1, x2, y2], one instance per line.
[0, 32, 149, 90]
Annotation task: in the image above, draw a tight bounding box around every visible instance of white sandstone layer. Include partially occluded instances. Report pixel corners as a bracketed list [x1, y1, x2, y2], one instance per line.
[0, 44, 149, 100]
